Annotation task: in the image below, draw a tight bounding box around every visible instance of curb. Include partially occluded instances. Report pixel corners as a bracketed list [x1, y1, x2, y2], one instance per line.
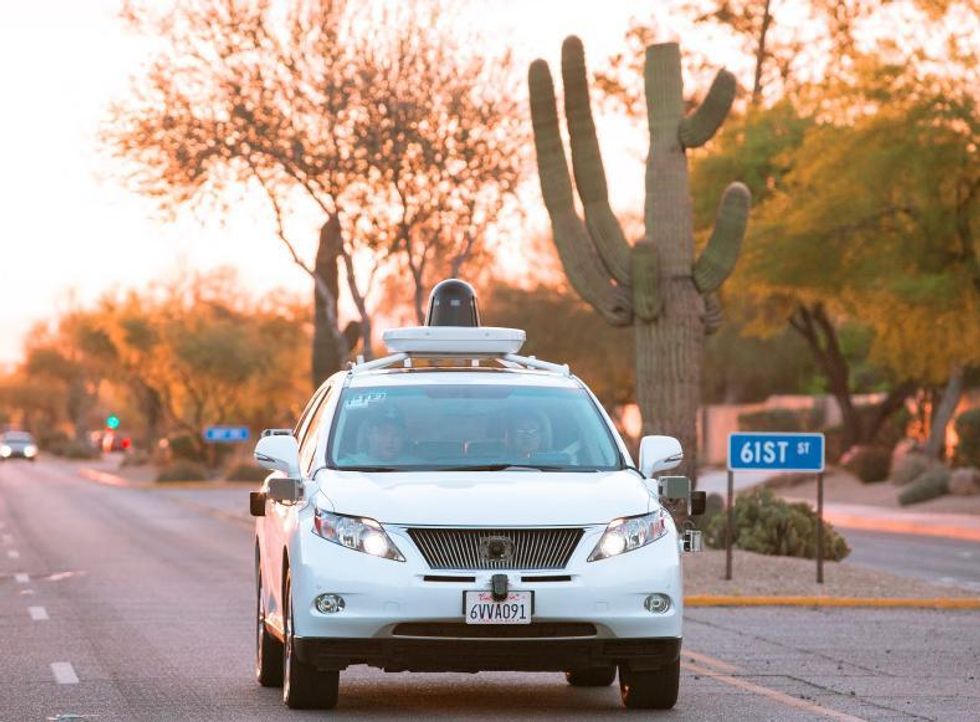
[685, 595, 980, 609]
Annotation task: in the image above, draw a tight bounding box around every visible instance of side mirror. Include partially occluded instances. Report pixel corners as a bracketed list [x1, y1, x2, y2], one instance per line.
[254, 431, 301, 477]
[638, 435, 683, 477]
[267, 477, 303, 504]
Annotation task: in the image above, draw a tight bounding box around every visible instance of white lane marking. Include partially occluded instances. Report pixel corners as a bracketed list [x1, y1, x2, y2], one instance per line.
[20, 589, 36, 595]
[50, 662, 79, 684]
[29, 606, 49, 621]
[15, 573, 30, 583]
[7, 549, 20, 559]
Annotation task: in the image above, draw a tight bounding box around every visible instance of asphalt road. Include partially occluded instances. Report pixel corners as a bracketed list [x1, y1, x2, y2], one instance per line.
[2, 459, 979, 722]
[843, 529, 980, 593]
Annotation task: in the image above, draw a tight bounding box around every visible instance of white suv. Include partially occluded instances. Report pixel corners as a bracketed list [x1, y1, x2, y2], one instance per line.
[250, 324, 700, 711]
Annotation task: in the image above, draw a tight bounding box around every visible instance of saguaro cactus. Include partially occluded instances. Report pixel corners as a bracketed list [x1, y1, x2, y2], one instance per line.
[529, 37, 750, 478]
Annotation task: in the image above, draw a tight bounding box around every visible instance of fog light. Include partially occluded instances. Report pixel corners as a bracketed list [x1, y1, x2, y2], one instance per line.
[314, 593, 346, 614]
[644, 593, 671, 614]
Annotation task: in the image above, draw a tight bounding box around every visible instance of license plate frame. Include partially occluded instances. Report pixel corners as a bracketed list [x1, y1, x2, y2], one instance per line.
[463, 590, 534, 625]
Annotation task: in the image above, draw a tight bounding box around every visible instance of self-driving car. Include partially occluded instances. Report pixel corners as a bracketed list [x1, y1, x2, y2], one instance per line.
[250, 281, 702, 711]
[0, 431, 39, 461]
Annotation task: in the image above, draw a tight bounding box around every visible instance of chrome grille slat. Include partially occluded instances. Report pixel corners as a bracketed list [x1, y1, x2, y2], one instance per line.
[407, 528, 583, 570]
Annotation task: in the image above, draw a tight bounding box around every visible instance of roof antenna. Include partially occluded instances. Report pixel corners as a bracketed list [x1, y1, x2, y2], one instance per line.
[425, 279, 480, 327]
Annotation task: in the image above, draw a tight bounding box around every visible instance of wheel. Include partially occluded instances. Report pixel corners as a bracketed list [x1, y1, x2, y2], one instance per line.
[565, 666, 616, 686]
[619, 658, 679, 709]
[255, 554, 283, 687]
[282, 568, 339, 710]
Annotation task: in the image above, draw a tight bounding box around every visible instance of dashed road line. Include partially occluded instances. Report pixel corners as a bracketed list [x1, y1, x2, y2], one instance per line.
[15, 572, 30, 583]
[29, 606, 49, 621]
[7, 549, 20, 559]
[50, 662, 79, 684]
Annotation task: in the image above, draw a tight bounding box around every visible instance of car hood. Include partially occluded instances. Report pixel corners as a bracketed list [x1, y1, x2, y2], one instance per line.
[314, 469, 654, 526]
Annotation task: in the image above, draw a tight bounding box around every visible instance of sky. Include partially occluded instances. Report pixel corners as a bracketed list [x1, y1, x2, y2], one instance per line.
[0, 0, 694, 367]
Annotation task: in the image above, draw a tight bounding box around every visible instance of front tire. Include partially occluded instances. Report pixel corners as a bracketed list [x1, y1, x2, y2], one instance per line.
[282, 568, 339, 710]
[619, 658, 679, 709]
[565, 666, 616, 686]
[255, 554, 283, 687]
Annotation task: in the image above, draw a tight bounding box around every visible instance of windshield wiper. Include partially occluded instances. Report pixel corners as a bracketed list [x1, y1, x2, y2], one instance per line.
[435, 464, 594, 472]
[334, 465, 400, 472]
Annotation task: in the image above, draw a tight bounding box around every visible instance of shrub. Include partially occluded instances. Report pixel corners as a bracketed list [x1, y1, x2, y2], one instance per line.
[156, 460, 208, 482]
[954, 408, 980, 468]
[166, 434, 207, 463]
[59, 440, 100, 459]
[738, 408, 821, 433]
[705, 488, 849, 561]
[898, 467, 951, 506]
[120, 449, 152, 467]
[891, 452, 939, 486]
[224, 463, 269, 482]
[841, 445, 891, 483]
[37, 429, 70, 452]
[949, 467, 980, 496]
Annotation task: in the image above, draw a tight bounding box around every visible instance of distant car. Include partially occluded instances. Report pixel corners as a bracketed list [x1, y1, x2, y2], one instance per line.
[0, 431, 39, 462]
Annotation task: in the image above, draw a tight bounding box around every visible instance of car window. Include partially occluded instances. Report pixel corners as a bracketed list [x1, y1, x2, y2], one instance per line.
[299, 386, 333, 476]
[326, 384, 623, 472]
[294, 386, 328, 450]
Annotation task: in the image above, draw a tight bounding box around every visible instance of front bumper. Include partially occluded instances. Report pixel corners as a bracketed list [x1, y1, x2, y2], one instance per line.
[287, 522, 684, 656]
[293, 634, 681, 673]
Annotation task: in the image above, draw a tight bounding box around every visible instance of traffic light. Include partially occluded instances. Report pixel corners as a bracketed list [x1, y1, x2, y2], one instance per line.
[106, 414, 120, 430]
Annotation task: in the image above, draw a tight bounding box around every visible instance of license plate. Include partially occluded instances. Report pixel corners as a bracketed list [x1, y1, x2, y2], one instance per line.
[464, 591, 532, 625]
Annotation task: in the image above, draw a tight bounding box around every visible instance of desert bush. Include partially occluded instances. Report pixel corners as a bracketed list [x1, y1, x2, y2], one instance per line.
[954, 408, 980, 468]
[166, 434, 207, 463]
[156, 460, 208, 482]
[58, 440, 100, 459]
[898, 467, 951, 506]
[705, 488, 850, 561]
[891, 452, 939, 486]
[224, 463, 268, 482]
[841, 445, 891, 483]
[738, 408, 821, 433]
[948, 467, 980, 497]
[120, 449, 152, 467]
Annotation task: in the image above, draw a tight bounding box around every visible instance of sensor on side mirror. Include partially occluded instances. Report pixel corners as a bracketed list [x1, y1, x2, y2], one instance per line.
[267, 478, 303, 504]
[249, 491, 267, 517]
[658, 476, 691, 500]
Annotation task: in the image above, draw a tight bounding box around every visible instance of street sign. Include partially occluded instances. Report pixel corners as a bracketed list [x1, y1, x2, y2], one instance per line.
[727, 432, 825, 473]
[203, 426, 251, 443]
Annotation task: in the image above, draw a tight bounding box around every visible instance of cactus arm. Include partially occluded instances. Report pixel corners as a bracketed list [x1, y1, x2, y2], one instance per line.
[631, 240, 662, 321]
[678, 69, 736, 149]
[560, 36, 632, 286]
[693, 182, 751, 293]
[529, 59, 633, 326]
[702, 292, 723, 334]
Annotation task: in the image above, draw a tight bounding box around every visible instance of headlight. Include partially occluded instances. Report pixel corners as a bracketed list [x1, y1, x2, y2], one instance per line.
[312, 508, 405, 562]
[588, 509, 669, 562]
[24, 445, 38, 457]
[0, 445, 11, 458]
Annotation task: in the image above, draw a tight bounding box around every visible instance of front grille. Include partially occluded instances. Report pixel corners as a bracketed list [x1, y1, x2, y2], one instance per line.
[392, 622, 596, 638]
[407, 527, 583, 570]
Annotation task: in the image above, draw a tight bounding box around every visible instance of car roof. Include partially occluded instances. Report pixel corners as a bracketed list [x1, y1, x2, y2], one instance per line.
[347, 368, 581, 390]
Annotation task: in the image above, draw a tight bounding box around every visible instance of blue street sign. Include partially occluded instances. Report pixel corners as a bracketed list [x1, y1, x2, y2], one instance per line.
[203, 426, 251, 443]
[727, 432, 825, 472]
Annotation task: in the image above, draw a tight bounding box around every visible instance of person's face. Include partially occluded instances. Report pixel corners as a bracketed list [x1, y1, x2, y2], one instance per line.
[510, 417, 542, 456]
[367, 420, 404, 462]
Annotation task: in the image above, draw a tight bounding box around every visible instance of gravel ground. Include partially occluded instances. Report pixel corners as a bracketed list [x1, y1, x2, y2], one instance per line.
[767, 467, 980, 514]
[684, 548, 979, 598]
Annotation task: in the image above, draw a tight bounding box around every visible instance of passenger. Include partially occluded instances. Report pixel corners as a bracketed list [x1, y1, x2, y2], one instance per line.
[504, 411, 545, 460]
[347, 410, 415, 466]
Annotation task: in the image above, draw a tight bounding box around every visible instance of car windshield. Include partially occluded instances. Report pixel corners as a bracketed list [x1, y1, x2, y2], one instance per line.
[2, 432, 34, 443]
[327, 384, 623, 472]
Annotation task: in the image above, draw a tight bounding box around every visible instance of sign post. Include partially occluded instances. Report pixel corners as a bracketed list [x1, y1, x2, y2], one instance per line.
[726, 432, 826, 583]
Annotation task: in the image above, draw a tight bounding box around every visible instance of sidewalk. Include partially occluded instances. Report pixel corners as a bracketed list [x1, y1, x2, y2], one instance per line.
[787, 498, 980, 543]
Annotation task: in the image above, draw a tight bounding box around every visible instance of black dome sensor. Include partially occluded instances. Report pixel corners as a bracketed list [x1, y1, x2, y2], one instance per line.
[425, 279, 481, 327]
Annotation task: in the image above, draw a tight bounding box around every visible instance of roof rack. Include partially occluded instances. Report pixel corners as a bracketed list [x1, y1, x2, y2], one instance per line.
[348, 351, 571, 377]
